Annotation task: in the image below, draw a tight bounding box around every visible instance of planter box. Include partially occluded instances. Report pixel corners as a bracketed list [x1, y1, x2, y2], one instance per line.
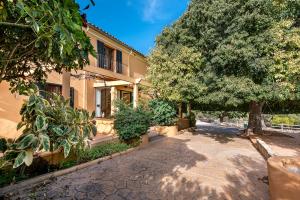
[140, 134, 149, 147]
[268, 156, 300, 200]
[177, 118, 190, 130]
[95, 118, 116, 135]
[150, 125, 178, 136]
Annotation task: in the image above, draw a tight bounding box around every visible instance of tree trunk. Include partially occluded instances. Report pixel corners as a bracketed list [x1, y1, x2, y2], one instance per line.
[219, 112, 227, 123]
[247, 101, 264, 134]
[178, 102, 183, 118]
[220, 115, 224, 123]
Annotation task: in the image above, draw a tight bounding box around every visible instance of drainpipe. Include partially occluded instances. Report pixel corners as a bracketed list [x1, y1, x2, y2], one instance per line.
[128, 50, 133, 77]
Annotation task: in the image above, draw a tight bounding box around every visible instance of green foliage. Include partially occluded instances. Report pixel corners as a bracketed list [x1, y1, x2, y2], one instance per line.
[147, 45, 205, 102]
[2, 87, 97, 168]
[0, 0, 95, 92]
[272, 114, 300, 125]
[188, 111, 196, 127]
[0, 138, 7, 152]
[78, 142, 131, 162]
[148, 99, 177, 126]
[0, 141, 130, 187]
[114, 101, 151, 141]
[149, 0, 300, 113]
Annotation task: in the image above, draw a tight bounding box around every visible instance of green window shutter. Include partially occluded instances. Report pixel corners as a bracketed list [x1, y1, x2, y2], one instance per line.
[116, 50, 122, 73]
[70, 87, 75, 108]
[97, 41, 105, 67]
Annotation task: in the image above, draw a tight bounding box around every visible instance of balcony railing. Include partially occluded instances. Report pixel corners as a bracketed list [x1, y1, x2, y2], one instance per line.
[98, 54, 113, 70]
[95, 54, 128, 76]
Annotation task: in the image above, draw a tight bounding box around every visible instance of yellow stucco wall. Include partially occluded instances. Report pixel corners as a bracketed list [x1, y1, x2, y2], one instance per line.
[0, 26, 148, 140]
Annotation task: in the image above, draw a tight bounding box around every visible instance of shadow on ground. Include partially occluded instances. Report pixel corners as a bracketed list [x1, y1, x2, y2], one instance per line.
[195, 122, 242, 144]
[2, 133, 268, 200]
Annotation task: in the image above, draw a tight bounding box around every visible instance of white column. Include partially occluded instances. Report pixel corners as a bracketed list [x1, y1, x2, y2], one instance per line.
[133, 83, 138, 108]
[62, 70, 70, 100]
[110, 86, 117, 115]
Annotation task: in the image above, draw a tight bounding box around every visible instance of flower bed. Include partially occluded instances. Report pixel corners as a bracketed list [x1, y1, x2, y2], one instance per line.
[0, 142, 132, 187]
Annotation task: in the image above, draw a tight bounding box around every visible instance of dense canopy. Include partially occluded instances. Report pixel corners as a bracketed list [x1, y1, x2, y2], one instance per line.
[148, 0, 300, 133]
[0, 0, 95, 92]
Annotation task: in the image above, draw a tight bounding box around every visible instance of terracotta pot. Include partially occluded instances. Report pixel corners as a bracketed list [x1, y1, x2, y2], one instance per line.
[140, 134, 149, 147]
[177, 118, 190, 130]
[268, 156, 300, 200]
[151, 125, 178, 137]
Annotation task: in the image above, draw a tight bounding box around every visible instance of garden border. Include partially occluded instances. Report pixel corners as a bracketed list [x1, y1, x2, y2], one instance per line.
[0, 147, 138, 195]
[249, 135, 276, 159]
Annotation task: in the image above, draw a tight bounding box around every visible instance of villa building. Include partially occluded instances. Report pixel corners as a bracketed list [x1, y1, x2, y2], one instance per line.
[0, 23, 149, 140]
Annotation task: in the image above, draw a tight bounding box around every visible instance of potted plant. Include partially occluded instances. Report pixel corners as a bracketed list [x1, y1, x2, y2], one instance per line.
[148, 99, 178, 136]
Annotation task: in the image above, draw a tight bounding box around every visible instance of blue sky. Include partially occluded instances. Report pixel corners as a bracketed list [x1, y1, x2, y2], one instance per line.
[76, 0, 190, 55]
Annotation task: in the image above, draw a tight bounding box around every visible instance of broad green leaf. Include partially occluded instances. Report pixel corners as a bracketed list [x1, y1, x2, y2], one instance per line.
[39, 134, 50, 151]
[52, 127, 64, 136]
[61, 140, 71, 158]
[24, 150, 33, 166]
[16, 122, 25, 130]
[27, 95, 36, 106]
[16, 134, 35, 150]
[32, 21, 40, 33]
[13, 151, 26, 168]
[35, 115, 47, 131]
[83, 126, 90, 137]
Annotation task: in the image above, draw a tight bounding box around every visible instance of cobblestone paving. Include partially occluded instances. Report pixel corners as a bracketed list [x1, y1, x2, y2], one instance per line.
[6, 124, 268, 200]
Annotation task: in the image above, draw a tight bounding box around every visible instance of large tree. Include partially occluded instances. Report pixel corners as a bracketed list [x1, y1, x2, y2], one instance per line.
[0, 0, 95, 92]
[147, 45, 205, 104]
[148, 0, 300, 134]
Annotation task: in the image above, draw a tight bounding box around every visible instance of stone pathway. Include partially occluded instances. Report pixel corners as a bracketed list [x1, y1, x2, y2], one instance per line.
[4, 123, 268, 200]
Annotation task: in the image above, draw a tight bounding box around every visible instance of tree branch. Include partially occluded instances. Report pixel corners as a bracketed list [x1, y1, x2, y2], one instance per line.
[0, 22, 31, 28]
[0, 43, 20, 82]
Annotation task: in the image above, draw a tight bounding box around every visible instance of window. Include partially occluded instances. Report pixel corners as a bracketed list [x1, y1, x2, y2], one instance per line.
[97, 40, 113, 70]
[37, 83, 74, 107]
[118, 90, 133, 105]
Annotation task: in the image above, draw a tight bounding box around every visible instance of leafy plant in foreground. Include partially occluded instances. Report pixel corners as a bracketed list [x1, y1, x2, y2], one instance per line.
[2, 87, 97, 168]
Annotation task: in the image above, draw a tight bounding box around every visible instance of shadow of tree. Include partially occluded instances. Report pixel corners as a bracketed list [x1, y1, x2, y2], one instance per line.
[195, 123, 241, 144]
[3, 135, 268, 200]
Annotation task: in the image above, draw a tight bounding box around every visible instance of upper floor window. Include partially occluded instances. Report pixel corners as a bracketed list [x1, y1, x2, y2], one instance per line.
[97, 41, 113, 70]
[116, 50, 122, 74]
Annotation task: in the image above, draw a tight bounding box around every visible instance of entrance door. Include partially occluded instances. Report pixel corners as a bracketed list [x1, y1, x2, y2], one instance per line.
[95, 88, 102, 117]
[95, 88, 111, 118]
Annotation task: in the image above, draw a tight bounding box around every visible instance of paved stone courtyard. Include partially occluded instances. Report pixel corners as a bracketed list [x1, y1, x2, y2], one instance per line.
[6, 123, 268, 200]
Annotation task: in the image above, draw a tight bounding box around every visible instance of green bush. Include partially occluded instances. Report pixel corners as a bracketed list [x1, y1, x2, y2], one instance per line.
[148, 99, 177, 126]
[272, 115, 300, 125]
[114, 101, 151, 141]
[79, 142, 131, 162]
[188, 112, 196, 127]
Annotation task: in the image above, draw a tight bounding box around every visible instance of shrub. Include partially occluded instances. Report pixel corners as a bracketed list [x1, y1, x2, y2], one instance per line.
[2, 87, 97, 169]
[148, 99, 177, 126]
[79, 142, 131, 162]
[188, 111, 196, 127]
[272, 115, 300, 125]
[114, 101, 151, 141]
